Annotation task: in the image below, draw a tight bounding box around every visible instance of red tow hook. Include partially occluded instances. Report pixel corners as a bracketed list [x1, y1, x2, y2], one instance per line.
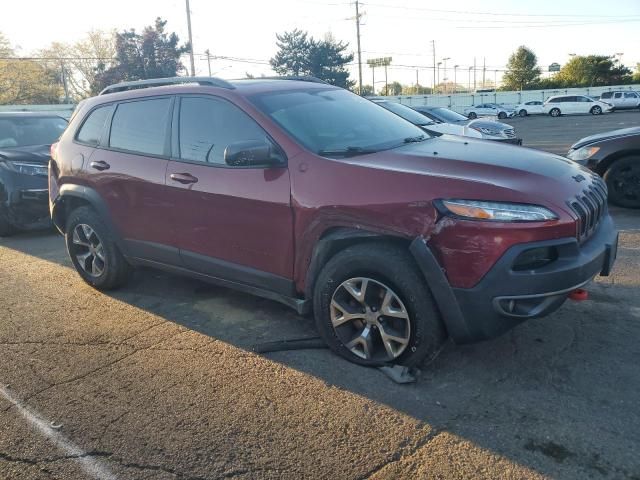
[569, 288, 589, 301]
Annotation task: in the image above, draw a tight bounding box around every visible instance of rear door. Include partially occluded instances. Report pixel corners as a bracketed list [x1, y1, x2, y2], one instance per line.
[84, 96, 179, 264]
[624, 92, 638, 108]
[613, 92, 624, 108]
[165, 95, 294, 292]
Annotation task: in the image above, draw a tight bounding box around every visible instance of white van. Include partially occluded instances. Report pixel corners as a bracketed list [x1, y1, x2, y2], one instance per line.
[543, 95, 613, 117]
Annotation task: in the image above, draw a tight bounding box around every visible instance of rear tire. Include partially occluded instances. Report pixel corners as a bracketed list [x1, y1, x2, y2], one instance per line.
[519, 109, 527, 117]
[590, 105, 602, 115]
[549, 108, 561, 117]
[467, 112, 477, 119]
[65, 206, 131, 289]
[498, 111, 507, 119]
[313, 242, 447, 368]
[604, 156, 640, 208]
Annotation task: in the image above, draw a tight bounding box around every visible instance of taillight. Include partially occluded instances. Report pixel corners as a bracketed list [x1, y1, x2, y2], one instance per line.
[50, 142, 59, 161]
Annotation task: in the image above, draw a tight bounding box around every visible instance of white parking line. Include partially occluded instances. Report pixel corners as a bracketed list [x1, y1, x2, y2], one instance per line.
[0, 385, 118, 480]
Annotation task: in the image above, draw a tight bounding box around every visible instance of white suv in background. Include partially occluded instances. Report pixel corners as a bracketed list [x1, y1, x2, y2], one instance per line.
[599, 91, 640, 110]
[543, 95, 613, 117]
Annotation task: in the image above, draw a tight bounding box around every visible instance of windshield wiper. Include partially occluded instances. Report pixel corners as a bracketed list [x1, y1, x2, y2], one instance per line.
[317, 146, 379, 157]
[403, 134, 427, 143]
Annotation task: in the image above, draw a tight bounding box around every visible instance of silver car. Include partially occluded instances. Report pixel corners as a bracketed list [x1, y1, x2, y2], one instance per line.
[463, 103, 515, 120]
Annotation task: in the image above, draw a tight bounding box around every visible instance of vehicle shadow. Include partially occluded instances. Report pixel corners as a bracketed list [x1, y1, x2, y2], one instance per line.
[2, 227, 639, 479]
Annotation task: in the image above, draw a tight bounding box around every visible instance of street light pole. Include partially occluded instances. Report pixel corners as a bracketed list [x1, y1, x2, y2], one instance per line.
[354, 0, 364, 94]
[204, 49, 212, 76]
[468, 66, 472, 92]
[436, 62, 442, 93]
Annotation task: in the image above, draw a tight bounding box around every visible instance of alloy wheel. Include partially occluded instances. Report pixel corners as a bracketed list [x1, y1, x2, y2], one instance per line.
[330, 277, 411, 362]
[71, 224, 105, 277]
[610, 164, 640, 204]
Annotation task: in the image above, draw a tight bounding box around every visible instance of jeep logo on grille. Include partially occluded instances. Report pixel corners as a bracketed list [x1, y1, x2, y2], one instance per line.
[572, 174, 586, 183]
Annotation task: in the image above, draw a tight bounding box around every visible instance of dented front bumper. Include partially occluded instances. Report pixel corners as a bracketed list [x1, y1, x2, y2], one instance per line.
[411, 214, 618, 344]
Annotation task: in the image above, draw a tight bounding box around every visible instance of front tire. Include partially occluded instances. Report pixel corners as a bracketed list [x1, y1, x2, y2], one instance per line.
[313, 243, 446, 367]
[467, 112, 477, 119]
[498, 111, 507, 119]
[549, 108, 561, 117]
[518, 109, 527, 117]
[604, 156, 640, 208]
[65, 206, 130, 289]
[0, 213, 15, 237]
[591, 105, 602, 115]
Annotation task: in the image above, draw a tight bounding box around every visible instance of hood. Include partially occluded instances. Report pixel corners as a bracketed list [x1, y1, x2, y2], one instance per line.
[0, 144, 52, 165]
[570, 126, 640, 150]
[345, 135, 591, 214]
[467, 119, 512, 132]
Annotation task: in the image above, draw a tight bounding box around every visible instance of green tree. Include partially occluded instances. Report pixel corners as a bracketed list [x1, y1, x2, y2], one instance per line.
[555, 55, 631, 87]
[402, 85, 432, 95]
[502, 46, 541, 91]
[270, 30, 354, 89]
[0, 32, 62, 104]
[270, 29, 312, 76]
[359, 84, 374, 96]
[40, 31, 116, 101]
[633, 63, 640, 83]
[93, 18, 188, 93]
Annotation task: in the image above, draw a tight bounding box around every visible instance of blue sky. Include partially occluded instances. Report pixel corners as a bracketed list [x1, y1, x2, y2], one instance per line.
[3, 0, 639, 87]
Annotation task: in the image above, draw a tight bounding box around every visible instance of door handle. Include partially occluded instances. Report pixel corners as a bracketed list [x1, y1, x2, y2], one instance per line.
[169, 173, 198, 184]
[90, 160, 110, 171]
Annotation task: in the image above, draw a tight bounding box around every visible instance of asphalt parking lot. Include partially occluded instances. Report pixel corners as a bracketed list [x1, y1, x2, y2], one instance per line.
[1, 114, 640, 480]
[508, 110, 640, 155]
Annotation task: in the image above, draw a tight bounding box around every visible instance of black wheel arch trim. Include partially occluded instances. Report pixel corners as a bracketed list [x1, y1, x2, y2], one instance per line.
[409, 237, 472, 343]
[52, 184, 125, 250]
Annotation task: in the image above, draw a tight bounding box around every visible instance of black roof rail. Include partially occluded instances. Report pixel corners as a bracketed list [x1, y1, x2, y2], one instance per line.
[99, 76, 235, 95]
[255, 75, 329, 85]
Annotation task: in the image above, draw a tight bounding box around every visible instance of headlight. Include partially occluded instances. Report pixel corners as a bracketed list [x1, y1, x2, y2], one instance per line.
[0, 161, 48, 176]
[470, 125, 501, 136]
[438, 199, 558, 222]
[567, 146, 600, 162]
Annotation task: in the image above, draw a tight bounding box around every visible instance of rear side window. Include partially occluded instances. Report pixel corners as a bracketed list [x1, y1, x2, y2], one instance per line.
[76, 105, 113, 146]
[109, 98, 172, 156]
[600, 92, 612, 99]
[547, 97, 561, 103]
[624, 92, 637, 98]
[178, 96, 269, 165]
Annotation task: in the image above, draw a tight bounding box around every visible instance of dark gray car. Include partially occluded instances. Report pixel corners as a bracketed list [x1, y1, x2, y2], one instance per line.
[567, 126, 640, 208]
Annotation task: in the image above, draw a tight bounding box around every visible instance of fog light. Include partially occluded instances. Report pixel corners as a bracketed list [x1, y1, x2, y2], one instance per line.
[513, 247, 558, 271]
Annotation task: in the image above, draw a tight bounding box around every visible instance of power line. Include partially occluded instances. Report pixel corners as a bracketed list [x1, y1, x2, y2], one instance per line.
[360, 2, 640, 19]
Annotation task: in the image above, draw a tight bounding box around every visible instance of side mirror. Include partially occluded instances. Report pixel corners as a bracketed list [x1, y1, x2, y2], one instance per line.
[223, 140, 283, 167]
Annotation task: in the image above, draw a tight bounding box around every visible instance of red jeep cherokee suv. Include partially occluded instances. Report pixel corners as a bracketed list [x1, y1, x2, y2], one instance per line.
[49, 77, 618, 367]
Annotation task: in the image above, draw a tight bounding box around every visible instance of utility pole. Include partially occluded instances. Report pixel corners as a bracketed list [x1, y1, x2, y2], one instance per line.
[468, 66, 472, 92]
[431, 40, 436, 92]
[453, 65, 458, 94]
[204, 49, 212, 76]
[482, 57, 486, 89]
[473, 57, 477, 91]
[384, 63, 388, 95]
[442, 57, 450, 94]
[60, 60, 69, 103]
[185, 0, 196, 77]
[436, 62, 441, 93]
[494, 69, 498, 89]
[416, 69, 419, 88]
[354, 1, 363, 95]
[372, 66, 375, 94]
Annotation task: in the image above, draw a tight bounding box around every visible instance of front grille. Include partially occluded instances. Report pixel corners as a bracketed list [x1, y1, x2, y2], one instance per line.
[504, 128, 516, 138]
[568, 174, 608, 242]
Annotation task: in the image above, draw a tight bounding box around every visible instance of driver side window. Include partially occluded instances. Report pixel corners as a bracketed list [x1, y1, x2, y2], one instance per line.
[178, 96, 270, 165]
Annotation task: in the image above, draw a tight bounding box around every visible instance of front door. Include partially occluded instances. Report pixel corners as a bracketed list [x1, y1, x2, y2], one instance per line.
[165, 95, 294, 294]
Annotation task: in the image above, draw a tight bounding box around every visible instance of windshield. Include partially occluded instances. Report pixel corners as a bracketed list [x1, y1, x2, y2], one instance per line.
[427, 107, 468, 123]
[376, 101, 435, 126]
[249, 88, 428, 156]
[0, 116, 68, 148]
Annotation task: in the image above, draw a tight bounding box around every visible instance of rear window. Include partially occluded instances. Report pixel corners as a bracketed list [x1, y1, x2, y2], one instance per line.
[109, 98, 172, 156]
[76, 105, 113, 146]
[600, 92, 613, 99]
